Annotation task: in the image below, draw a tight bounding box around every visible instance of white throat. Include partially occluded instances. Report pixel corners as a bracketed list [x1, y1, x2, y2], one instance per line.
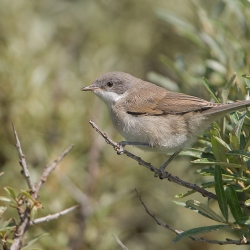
[94, 90, 124, 108]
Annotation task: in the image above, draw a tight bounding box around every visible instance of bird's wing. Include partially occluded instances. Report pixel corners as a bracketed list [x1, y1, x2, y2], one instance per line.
[125, 87, 219, 115]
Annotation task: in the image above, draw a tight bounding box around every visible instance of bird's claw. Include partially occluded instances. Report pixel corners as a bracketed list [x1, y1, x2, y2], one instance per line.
[159, 166, 167, 179]
[116, 142, 125, 155]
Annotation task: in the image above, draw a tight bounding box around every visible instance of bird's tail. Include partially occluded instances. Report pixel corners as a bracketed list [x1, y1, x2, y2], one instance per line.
[202, 100, 250, 118]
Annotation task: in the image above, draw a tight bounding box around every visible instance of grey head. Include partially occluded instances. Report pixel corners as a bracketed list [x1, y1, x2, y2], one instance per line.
[81, 72, 139, 106]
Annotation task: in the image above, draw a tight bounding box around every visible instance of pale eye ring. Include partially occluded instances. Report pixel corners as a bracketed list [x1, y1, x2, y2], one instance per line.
[107, 81, 113, 87]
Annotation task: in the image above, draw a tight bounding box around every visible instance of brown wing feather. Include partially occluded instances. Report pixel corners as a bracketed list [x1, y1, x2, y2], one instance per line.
[125, 85, 219, 115]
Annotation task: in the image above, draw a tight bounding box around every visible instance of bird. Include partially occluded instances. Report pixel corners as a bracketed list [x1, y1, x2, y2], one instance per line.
[81, 71, 250, 175]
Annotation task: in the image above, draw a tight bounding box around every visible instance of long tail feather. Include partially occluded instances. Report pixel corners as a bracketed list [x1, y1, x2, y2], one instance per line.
[202, 100, 250, 117]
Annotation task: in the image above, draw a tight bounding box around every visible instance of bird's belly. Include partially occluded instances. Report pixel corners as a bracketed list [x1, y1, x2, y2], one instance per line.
[110, 110, 207, 154]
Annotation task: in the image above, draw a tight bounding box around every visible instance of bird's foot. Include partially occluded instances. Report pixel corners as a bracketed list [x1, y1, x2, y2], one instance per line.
[159, 166, 167, 179]
[116, 141, 126, 155]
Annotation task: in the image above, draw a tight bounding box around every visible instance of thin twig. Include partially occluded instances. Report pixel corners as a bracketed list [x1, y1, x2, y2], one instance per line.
[135, 189, 250, 245]
[113, 234, 129, 250]
[12, 124, 33, 191]
[30, 205, 79, 225]
[35, 144, 74, 196]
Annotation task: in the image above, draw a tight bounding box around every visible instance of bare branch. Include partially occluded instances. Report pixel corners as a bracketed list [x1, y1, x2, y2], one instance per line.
[35, 144, 74, 196]
[113, 234, 129, 250]
[30, 205, 79, 225]
[135, 189, 250, 245]
[12, 124, 33, 191]
[11, 126, 77, 250]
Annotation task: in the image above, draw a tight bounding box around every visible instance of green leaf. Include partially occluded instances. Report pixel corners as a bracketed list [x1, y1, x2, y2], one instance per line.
[238, 216, 250, 228]
[200, 33, 226, 64]
[0, 226, 16, 233]
[181, 148, 214, 159]
[211, 136, 227, 161]
[242, 74, 250, 80]
[202, 77, 220, 103]
[180, 148, 205, 158]
[221, 73, 236, 103]
[21, 190, 35, 202]
[172, 225, 230, 244]
[206, 59, 226, 75]
[227, 150, 250, 160]
[21, 233, 49, 249]
[228, 112, 240, 127]
[244, 199, 250, 206]
[214, 166, 228, 221]
[147, 71, 179, 92]
[192, 158, 243, 168]
[4, 187, 17, 201]
[211, 136, 231, 151]
[156, 10, 196, 33]
[175, 190, 196, 198]
[0, 196, 11, 202]
[225, 185, 243, 224]
[186, 200, 225, 223]
[229, 133, 239, 151]
[196, 168, 215, 176]
[230, 114, 246, 150]
[173, 200, 225, 223]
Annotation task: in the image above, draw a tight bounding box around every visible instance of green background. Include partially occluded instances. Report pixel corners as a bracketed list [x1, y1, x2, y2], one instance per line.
[0, 0, 249, 249]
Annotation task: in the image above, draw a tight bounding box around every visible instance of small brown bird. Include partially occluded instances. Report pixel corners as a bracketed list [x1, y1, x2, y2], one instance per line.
[81, 72, 250, 174]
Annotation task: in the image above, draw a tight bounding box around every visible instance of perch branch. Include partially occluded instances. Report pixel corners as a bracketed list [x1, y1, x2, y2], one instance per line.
[89, 120, 217, 200]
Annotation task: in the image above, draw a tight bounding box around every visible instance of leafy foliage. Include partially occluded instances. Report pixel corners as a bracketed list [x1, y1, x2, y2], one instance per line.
[156, 1, 250, 243]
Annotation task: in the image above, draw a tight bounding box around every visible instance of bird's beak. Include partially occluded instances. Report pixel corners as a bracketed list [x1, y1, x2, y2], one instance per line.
[80, 85, 99, 91]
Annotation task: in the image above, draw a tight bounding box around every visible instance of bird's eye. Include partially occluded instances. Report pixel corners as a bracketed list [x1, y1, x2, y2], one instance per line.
[107, 81, 113, 87]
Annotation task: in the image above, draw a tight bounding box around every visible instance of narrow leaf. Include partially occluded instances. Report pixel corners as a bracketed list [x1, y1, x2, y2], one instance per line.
[0, 226, 16, 233]
[214, 166, 228, 221]
[181, 148, 214, 159]
[202, 77, 220, 103]
[173, 200, 225, 223]
[238, 216, 250, 228]
[212, 136, 231, 151]
[3, 187, 17, 201]
[21, 190, 35, 202]
[172, 225, 230, 244]
[175, 190, 196, 198]
[156, 10, 196, 33]
[211, 136, 227, 161]
[242, 74, 250, 80]
[225, 185, 243, 224]
[186, 200, 225, 223]
[0, 196, 11, 202]
[221, 73, 236, 103]
[22, 233, 49, 249]
[230, 115, 246, 150]
[227, 150, 250, 160]
[192, 158, 243, 168]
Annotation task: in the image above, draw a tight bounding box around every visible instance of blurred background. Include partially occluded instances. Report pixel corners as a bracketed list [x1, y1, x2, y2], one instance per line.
[0, 0, 250, 249]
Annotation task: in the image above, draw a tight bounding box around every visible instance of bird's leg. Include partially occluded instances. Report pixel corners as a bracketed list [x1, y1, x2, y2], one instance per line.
[159, 151, 181, 178]
[117, 141, 151, 154]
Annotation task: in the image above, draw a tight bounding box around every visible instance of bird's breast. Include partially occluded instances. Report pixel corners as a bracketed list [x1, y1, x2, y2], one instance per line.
[109, 104, 208, 153]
